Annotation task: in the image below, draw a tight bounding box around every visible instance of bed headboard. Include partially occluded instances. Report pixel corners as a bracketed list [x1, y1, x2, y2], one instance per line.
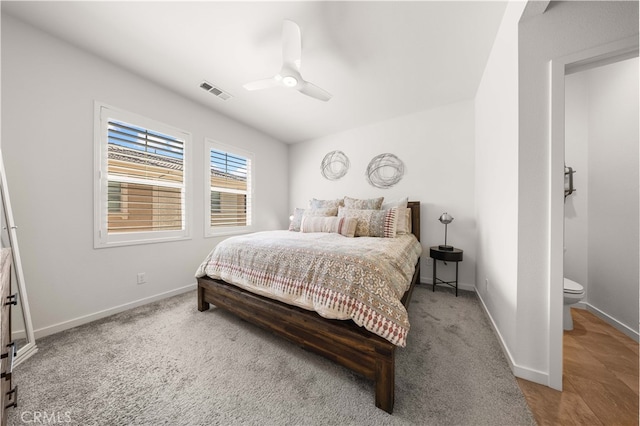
[408, 201, 420, 242]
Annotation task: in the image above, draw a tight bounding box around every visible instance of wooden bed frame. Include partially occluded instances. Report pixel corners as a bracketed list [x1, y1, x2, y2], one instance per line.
[197, 201, 421, 414]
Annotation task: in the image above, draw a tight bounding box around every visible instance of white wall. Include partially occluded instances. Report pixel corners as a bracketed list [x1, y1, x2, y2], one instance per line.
[289, 100, 476, 289]
[1, 15, 289, 336]
[565, 58, 639, 334]
[587, 58, 639, 333]
[474, 0, 526, 370]
[516, 0, 638, 382]
[564, 71, 589, 288]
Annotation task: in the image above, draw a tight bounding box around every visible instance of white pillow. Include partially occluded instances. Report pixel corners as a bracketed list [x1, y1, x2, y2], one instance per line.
[300, 216, 358, 237]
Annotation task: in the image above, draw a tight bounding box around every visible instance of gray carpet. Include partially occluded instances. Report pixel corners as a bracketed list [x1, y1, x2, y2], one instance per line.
[8, 285, 535, 425]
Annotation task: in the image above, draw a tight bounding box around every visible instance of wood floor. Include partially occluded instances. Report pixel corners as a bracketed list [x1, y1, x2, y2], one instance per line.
[517, 308, 639, 425]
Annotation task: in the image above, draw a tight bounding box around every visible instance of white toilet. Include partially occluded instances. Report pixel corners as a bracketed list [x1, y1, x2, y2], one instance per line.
[563, 278, 585, 330]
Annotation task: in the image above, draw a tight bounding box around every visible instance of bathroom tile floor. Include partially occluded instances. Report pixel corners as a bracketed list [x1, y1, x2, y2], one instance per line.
[517, 308, 639, 425]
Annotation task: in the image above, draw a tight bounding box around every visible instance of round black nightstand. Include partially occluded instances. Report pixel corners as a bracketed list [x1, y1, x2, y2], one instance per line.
[429, 246, 463, 296]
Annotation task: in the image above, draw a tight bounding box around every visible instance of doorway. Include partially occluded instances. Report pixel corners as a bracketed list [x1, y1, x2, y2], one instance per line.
[564, 57, 639, 338]
[548, 36, 639, 390]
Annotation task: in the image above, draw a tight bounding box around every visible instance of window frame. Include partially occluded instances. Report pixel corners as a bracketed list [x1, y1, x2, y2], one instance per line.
[94, 102, 192, 248]
[204, 138, 254, 237]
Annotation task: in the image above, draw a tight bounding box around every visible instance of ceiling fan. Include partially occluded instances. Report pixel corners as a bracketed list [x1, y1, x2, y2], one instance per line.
[243, 20, 332, 102]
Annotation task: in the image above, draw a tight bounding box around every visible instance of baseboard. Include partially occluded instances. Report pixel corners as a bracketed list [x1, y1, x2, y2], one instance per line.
[573, 301, 588, 310]
[584, 303, 640, 342]
[474, 287, 550, 387]
[34, 283, 197, 339]
[420, 275, 476, 293]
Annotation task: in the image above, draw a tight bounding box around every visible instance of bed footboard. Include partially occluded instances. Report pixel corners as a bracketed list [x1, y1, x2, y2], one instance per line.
[197, 260, 420, 414]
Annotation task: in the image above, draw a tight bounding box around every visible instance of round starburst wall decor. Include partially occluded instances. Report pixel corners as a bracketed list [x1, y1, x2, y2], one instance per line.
[320, 150, 350, 180]
[366, 153, 405, 188]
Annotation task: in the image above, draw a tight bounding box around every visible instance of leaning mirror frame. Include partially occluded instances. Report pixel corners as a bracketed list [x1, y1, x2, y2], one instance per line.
[0, 150, 37, 366]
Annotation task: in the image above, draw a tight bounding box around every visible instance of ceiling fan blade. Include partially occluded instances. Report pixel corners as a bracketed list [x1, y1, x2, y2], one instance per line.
[245, 20, 330, 101]
[282, 19, 301, 70]
[298, 80, 332, 102]
[243, 77, 279, 91]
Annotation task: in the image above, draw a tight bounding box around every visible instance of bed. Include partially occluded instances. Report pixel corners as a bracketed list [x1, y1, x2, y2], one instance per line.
[196, 201, 421, 413]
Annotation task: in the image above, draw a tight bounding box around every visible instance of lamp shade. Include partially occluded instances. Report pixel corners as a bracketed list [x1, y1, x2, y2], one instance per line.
[438, 212, 454, 225]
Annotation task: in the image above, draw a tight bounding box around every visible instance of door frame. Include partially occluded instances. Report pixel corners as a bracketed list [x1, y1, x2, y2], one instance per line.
[548, 35, 639, 390]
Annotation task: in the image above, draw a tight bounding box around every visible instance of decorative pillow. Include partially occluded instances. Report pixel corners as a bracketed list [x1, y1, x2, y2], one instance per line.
[308, 198, 344, 210]
[300, 216, 358, 238]
[381, 197, 409, 234]
[343, 196, 384, 210]
[338, 207, 398, 238]
[289, 207, 338, 232]
[402, 208, 412, 235]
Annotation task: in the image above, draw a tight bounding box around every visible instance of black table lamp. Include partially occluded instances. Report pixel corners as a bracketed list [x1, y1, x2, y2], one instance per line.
[438, 212, 454, 251]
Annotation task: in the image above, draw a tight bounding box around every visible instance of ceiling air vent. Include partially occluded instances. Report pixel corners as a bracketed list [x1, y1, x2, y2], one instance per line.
[200, 81, 232, 101]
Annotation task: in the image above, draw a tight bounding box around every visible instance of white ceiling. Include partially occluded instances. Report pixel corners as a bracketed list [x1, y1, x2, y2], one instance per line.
[2, 1, 507, 144]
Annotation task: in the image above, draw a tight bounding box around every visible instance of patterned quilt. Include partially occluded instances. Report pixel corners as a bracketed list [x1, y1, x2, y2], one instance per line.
[195, 231, 422, 346]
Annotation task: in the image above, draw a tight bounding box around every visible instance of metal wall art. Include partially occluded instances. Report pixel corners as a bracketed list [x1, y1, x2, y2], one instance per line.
[366, 153, 405, 188]
[320, 150, 350, 181]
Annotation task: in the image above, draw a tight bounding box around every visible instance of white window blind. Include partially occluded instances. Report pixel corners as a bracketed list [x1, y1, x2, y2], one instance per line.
[95, 103, 191, 248]
[205, 139, 253, 236]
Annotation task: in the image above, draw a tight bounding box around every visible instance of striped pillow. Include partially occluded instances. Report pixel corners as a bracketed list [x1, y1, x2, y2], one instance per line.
[381, 198, 409, 234]
[300, 216, 358, 237]
[289, 207, 338, 232]
[337, 207, 398, 238]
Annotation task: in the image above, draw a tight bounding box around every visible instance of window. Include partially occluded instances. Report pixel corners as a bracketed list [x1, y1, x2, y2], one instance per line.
[205, 139, 253, 236]
[94, 103, 191, 248]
